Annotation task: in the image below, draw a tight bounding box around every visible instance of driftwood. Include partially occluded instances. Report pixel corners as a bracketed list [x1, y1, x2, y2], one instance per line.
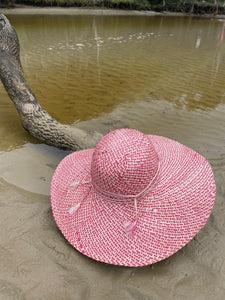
[0, 13, 102, 150]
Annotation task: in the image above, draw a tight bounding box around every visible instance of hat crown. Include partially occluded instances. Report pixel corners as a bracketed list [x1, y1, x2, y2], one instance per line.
[91, 129, 159, 197]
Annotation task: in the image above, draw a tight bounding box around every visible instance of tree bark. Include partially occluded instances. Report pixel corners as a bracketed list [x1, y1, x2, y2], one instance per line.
[0, 13, 102, 151]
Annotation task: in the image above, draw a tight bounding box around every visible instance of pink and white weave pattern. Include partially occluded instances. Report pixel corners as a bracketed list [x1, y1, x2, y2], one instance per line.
[51, 129, 216, 267]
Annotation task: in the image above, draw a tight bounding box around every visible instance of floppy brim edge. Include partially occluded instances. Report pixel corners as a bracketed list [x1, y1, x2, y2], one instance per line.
[50, 135, 216, 267]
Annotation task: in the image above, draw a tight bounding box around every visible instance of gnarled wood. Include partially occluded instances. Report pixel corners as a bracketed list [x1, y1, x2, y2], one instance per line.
[0, 13, 102, 150]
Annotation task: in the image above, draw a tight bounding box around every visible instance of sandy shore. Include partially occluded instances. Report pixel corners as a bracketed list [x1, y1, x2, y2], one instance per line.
[0, 6, 162, 16]
[0, 5, 188, 16]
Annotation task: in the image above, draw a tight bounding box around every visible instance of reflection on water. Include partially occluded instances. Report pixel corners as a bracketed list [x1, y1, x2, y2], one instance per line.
[0, 16, 224, 159]
[4, 15, 225, 119]
[0, 14, 225, 191]
[0, 15, 225, 152]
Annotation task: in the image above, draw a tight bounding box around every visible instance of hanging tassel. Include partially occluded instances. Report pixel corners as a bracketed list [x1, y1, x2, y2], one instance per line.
[70, 180, 90, 189]
[124, 220, 137, 236]
[124, 198, 138, 236]
[70, 181, 80, 188]
[69, 203, 81, 215]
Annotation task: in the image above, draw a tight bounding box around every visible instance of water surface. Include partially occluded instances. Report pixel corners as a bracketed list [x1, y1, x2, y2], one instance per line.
[0, 13, 225, 299]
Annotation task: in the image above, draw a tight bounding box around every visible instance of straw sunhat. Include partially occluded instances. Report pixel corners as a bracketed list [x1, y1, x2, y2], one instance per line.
[51, 128, 216, 267]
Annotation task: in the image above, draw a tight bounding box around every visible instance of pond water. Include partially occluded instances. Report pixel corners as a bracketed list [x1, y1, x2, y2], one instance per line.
[1, 14, 225, 192]
[0, 11, 225, 299]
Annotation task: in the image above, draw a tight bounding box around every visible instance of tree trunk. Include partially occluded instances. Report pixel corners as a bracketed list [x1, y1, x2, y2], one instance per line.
[0, 13, 102, 151]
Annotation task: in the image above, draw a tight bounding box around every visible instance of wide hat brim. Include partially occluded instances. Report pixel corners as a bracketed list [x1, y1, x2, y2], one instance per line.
[51, 135, 216, 267]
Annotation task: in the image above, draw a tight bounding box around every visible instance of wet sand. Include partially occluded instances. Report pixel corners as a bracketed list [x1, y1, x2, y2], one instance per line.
[0, 171, 224, 300]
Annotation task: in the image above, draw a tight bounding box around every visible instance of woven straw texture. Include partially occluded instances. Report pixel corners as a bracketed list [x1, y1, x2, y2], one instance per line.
[51, 129, 216, 267]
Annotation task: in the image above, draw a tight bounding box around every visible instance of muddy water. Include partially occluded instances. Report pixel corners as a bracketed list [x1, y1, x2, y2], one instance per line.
[0, 11, 225, 299]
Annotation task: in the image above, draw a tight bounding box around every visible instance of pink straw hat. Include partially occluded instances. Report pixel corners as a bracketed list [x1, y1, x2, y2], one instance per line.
[51, 128, 216, 267]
